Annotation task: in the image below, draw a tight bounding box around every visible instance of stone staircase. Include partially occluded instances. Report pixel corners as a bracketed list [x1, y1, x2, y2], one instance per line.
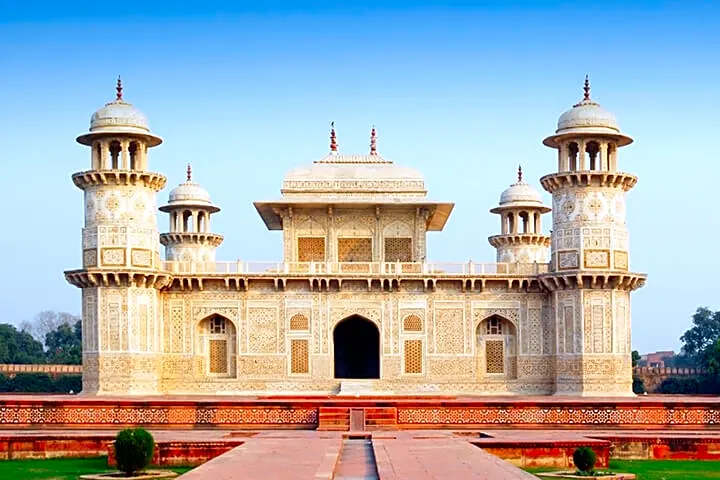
[337, 380, 378, 396]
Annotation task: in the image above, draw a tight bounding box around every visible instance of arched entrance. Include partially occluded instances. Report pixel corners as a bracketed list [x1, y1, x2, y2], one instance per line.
[333, 315, 380, 379]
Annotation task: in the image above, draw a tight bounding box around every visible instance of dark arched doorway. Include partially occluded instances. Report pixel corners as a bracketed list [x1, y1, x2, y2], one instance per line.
[333, 315, 380, 379]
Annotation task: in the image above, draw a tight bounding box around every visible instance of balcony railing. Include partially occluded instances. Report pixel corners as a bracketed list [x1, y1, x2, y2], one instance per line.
[161, 261, 549, 276]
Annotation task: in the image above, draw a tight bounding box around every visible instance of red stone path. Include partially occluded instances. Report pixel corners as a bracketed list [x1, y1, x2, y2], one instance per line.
[175, 431, 538, 479]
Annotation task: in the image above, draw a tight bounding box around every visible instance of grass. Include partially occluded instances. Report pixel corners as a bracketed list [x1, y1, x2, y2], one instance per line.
[525, 459, 720, 479]
[0, 456, 194, 480]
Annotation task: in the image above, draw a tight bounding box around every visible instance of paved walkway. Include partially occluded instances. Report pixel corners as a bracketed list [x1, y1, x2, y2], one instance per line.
[174, 431, 537, 479]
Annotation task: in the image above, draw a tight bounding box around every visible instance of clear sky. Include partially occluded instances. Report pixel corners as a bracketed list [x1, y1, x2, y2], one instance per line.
[1, 0, 718, 354]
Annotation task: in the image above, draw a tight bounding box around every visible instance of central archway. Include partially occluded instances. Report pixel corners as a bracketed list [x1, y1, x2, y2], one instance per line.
[333, 315, 380, 379]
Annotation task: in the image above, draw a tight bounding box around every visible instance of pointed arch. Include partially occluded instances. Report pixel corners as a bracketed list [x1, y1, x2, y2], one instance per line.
[475, 314, 517, 379]
[333, 315, 380, 379]
[197, 314, 237, 377]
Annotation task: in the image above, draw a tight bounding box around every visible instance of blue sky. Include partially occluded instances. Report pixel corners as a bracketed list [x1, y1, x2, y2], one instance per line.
[1, 1, 718, 353]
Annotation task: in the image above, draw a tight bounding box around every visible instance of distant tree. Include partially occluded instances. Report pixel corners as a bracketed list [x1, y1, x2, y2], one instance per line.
[680, 307, 720, 366]
[45, 320, 82, 365]
[20, 311, 80, 347]
[704, 338, 720, 375]
[631, 350, 641, 368]
[0, 324, 45, 364]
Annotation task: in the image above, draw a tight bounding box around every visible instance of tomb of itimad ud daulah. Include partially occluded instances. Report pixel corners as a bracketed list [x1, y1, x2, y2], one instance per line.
[64, 77, 646, 398]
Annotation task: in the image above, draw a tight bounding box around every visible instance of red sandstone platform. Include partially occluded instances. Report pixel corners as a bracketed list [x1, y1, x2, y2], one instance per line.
[1, 394, 718, 431]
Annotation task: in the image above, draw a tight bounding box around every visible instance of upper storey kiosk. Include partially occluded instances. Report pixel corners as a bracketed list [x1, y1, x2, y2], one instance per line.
[254, 126, 454, 270]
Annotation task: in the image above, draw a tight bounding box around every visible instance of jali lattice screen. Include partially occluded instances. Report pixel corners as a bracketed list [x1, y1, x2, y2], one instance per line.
[337, 238, 372, 262]
[485, 340, 504, 374]
[404, 339, 423, 374]
[291, 339, 309, 374]
[209, 339, 228, 374]
[384, 237, 412, 262]
[298, 237, 326, 262]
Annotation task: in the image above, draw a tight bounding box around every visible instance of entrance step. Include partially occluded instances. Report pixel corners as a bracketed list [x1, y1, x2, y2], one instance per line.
[317, 407, 349, 431]
[364, 407, 397, 430]
[338, 380, 377, 396]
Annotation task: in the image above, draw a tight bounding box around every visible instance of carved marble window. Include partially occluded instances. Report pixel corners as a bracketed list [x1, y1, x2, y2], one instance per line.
[384, 237, 412, 262]
[198, 315, 236, 377]
[404, 340, 423, 374]
[485, 340, 504, 374]
[337, 238, 372, 262]
[403, 314, 423, 332]
[477, 315, 517, 379]
[289, 313, 309, 331]
[298, 237, 325, 262]
[290, 339, 309, 374]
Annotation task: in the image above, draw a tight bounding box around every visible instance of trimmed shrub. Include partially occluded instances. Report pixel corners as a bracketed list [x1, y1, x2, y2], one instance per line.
[115, 428, 155, 475]
[573, 446, 597, 473]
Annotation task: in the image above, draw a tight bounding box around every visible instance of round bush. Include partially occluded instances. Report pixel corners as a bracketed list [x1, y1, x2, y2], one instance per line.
[114, 428, 155, 475]
[572, 446, 597, 473]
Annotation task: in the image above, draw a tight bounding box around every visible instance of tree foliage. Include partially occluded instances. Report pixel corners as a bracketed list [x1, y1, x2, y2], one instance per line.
[680, 307, 720, 365]
[631, 350, 641, 367]
[0, 374, 81, 393]
[20, 311, 80, 347]
[0, 324, 45, 364]
[45, 320, 82, 365]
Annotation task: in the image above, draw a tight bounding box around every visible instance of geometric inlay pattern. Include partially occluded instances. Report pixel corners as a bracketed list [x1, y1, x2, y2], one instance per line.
[384, 237, 412, 262]
[402, 314, 422, 332]
[486, 340, 504, 374]
[404, 339, 422, 374]
[290, 339, 309, 374]
[289, 314, 309, 331]
[337, 238, 372, 262]
[209, 339, 227, 374]
[297, 237, 325, 262]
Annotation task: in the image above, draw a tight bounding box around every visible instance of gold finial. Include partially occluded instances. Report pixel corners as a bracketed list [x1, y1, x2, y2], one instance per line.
[370, 126, 377, 155]
[330, 122, 338, 152]
[517, 165, 523, 183]
[583, 74, 590, 101]
[116, 75, 123, 101]
[186, 164, 192, 182]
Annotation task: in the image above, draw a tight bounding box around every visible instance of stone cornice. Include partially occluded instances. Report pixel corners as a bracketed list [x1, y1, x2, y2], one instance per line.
[64, 269, 172, 289]
[540, 171, 637, 194]
[159, 232, 224, 247]
[538, 271, 646, 291]
[488, 234, 551, 249]
[72, 170, 167, 192]
[164, 273, 546, 294]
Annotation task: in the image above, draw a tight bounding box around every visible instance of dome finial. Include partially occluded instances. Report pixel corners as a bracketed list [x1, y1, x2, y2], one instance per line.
[370, 125, 377, 155]
[583, 74, 590, 101]
[186, 163, 192, 182]
[517, 164, 523, 183]
[330, 122, 338, 152]
[116, 75, 123, 101]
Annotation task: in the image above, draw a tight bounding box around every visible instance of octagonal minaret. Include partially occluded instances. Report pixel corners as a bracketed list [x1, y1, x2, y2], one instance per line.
[488, 166, 551, 267]
[539, 77, 646, 396]
[160, 164, 223, 265]
[65, 78, 168, 395]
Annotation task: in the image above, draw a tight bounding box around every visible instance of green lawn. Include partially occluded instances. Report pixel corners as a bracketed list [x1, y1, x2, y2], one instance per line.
[0, 456, 194, 480]
[526, 459, 720, 479]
